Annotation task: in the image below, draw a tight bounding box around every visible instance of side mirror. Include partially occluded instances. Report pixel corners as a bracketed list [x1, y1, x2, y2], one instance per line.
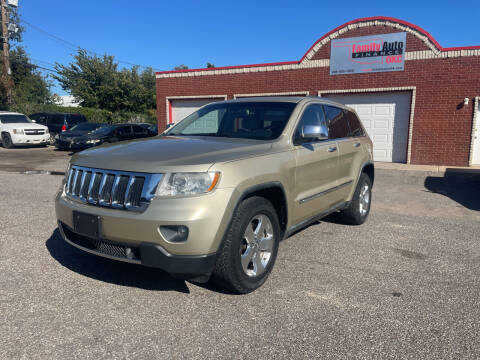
[31, 120, 36, 123]
[301, 124, 328, 141]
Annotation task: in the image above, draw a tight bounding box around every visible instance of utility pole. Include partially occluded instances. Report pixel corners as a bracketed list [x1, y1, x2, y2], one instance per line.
[1, 0, 12, 104]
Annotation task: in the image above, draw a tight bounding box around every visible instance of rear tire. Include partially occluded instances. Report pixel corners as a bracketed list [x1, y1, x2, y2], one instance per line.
[211, 196, 280, 294]
[339, 173, 372, 225]
[1, 133, 14, 149]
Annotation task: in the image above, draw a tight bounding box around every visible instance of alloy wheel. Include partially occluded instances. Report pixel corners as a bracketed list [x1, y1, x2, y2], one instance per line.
[359, 184, 370, 216]
[239, 214, 274, 277]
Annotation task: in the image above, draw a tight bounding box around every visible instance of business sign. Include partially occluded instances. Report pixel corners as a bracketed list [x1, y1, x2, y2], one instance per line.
[330, 32, 406, 75]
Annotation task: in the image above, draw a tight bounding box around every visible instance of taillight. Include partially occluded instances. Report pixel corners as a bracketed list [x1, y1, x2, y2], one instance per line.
[61, 124, 67, 132]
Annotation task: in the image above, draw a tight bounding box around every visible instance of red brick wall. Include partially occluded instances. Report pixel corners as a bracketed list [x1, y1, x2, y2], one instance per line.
[156, 23, 480, 166]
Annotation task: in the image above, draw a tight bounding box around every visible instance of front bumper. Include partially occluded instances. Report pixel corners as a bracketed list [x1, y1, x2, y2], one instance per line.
[55, 138, 72, 150]
[69, 141, 102, 150]
[11, 133, 49, 145]
[55, 186, 237, 273]
[58, 221, 217, 277]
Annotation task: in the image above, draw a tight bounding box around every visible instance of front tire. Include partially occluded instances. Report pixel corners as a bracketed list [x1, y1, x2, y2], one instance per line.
[1, 133, 14, 149]
[211, 196, 280, 294]
[339, 173, 372, 225]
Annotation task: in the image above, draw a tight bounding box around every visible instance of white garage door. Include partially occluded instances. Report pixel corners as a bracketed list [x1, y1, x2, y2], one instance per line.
[325, 92, 412, 162]
[170, 98, 224, 124]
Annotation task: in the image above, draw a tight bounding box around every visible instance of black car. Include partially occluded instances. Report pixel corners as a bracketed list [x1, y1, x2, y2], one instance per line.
[138, 123, 158, 136]
[29, 112, 87, 143]
[55, 123, 107, 150]
[69, 123, 153, 150]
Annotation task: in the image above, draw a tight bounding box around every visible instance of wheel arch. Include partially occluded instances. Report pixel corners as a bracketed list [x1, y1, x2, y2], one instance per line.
[361, 162, 375, 185]
[237, 182, 288, 239]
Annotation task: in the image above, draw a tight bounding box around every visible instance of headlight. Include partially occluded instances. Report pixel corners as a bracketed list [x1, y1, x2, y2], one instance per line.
[12, 129, 24, 134]
[45, 128, 49, 134]
[156, 172, 220, 197]
[86, 139, 101, 144]
[55, 134, 59, 140]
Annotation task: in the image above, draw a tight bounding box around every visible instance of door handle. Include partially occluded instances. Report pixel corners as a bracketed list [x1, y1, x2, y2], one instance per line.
[353, 142, 361, 147]
[328, 146, 337, 152]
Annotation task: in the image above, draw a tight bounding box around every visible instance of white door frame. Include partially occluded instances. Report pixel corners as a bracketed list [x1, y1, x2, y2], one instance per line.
[469, 96, 480, 165]
[318, 87, 416, 164]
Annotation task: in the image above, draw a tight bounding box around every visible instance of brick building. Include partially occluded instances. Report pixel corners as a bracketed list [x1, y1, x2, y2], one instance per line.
[155, 16, 480, 166]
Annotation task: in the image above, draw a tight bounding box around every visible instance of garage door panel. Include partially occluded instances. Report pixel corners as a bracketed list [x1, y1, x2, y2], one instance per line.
[355, 106, 372, 116]
[374, 105, 392, 116]
[373, 119, 389, 129]
[324, 92, 411, 163]
[170, 98, 224, 124]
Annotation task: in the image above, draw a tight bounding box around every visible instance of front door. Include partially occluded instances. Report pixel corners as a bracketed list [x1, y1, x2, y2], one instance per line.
[472, 106, 480, 165]
[292, 104, 339, 225]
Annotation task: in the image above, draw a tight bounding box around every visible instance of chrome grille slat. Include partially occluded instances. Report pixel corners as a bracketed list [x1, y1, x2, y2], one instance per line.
[79, 171, 92, 199]
[112, 175, 130, 208]
[126, 177, 145, 208]
[88, 173, 102, 204]
[99, 174, 115, 205]
[72, 170, 83, 196]
[64, 166, 162, 212]
[66, 168, 75, 194]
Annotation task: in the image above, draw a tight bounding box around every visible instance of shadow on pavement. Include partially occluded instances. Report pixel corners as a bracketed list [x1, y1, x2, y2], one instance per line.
[424, 169, 480, 211]
[46, 228, 190, 293]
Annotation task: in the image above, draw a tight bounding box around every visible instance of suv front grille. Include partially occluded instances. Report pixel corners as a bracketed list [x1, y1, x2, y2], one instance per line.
[24, 129, 46, 135]
[65, 165, 162, 211]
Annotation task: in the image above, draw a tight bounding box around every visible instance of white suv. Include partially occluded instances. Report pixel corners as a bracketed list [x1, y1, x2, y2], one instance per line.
[0, 112, 50, 149]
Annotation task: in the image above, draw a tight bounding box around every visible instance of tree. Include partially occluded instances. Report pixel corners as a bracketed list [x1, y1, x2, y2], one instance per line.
[174, 64, 189, 70]
[53, 49, 156, 113]
[10, 47, 51, 105]
[0, 5, 50, 110]
[206, 62, 215, 68]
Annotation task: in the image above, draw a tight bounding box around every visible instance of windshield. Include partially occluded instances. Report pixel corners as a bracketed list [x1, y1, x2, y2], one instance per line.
[91, 125, 116, 135]
[0, 114, 32, 124]
[70, 123, 103, 132]
[167, 102, 296, 140]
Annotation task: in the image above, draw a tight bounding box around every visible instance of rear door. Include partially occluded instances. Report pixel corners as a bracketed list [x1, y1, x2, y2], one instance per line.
[292, 103, 339, 224]
[325, 106, 363, 199]
[117, 125, 133, 141]
[132, 125, 149, 139]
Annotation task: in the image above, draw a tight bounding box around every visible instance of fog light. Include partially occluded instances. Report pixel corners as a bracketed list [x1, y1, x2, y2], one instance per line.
[159, 225, 189, 243]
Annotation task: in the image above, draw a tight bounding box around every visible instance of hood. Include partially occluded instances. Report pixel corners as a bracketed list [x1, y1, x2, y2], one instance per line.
[72, 136, 274, 173]
[2, 122, 48, 131]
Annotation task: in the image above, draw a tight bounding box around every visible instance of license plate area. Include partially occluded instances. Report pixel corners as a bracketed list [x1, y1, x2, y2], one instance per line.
[73, 211, 101, 238]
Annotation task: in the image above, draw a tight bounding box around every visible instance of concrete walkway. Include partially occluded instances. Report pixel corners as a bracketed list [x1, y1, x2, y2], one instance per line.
[375, 162, 480, 175]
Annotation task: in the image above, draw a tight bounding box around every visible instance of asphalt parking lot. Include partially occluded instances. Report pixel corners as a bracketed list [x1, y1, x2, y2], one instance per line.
[1, 146, 479, 359]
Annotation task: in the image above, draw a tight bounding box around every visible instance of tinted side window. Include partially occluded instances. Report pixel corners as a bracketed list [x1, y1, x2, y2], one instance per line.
[345, 110, 365, 137]
[324, 105, 349, 139]
[31, 113, 47, 125]
[67, 114, 86, 124]
[118, 125, 132, 135]
[132, 125, 147, 134]
[294, 104, 328, 143]
[49, 114, 65, 125]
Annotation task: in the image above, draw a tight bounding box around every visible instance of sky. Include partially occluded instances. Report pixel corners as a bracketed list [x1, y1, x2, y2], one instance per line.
[16, 0, 480, 95]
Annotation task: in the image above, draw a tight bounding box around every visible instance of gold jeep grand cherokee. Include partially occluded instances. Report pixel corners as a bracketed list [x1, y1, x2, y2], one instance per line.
[55, 97, 374, 293]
